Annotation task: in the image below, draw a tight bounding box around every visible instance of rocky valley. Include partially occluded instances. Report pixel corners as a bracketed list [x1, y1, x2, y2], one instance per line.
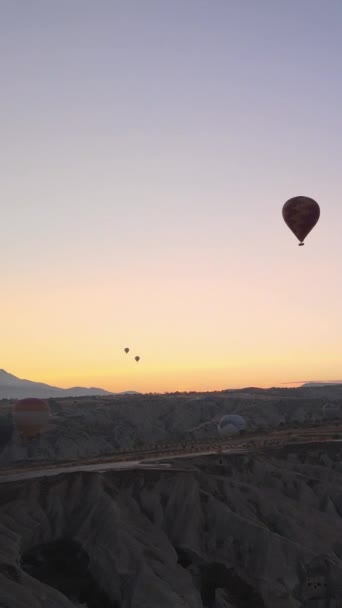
[2, 441, 342, 607]
[2, 384, 342, 467]
[2, 387, 342, 607]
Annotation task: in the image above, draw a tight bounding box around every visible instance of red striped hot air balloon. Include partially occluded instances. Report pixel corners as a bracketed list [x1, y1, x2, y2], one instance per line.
[282, 196, 320, 246]
[13, 398, 50, 440]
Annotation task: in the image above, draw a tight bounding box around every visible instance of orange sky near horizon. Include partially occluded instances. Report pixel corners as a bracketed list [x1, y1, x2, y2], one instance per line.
[2, 2, 342, 393]
[3, 241, 341, 393]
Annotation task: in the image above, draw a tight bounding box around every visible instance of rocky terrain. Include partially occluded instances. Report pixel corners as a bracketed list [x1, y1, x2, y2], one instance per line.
[1, 384, 342, 466]
[1, 442, 342, 607]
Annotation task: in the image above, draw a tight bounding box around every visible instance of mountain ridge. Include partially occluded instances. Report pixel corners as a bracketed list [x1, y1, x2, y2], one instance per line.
[2, 368, 342, 400]
[0, 369, 138, 399]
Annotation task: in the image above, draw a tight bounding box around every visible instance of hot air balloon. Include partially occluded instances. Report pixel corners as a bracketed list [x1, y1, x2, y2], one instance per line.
[217, 414, 247, 436]
[13, 398, 50, 440]
[135, 356, 140, 362]
[282, 196, 320, 246]
[124, 348, 129, 354]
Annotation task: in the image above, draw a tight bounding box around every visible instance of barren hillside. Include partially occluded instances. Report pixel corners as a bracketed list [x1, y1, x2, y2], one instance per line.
[1, 443, 342, 607]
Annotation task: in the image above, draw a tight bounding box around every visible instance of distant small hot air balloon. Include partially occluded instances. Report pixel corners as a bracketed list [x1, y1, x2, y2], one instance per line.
[282, 196, 320, 246]
[13, 398, 50, 440]
[135, 356, 140, 362]
[124, 348, 129, 354]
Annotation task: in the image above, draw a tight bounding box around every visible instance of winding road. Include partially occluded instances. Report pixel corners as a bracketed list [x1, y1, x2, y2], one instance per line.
[1, 424, 341, 484]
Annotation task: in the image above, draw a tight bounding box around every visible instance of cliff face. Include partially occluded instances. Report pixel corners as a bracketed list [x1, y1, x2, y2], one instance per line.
[2, 444, 342, 607]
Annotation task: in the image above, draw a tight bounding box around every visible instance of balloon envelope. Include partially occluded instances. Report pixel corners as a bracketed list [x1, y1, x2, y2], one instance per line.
[135, 356, 140, 362]
[13, 398, 50, 439]
[282, 196, 320, 244]
[124, 348, 129, 354]
[218, 414, 247, 436]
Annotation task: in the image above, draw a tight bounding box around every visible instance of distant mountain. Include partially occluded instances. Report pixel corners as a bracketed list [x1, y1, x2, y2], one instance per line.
[302, 381, 342, 387]
[0, 369, 137, 399]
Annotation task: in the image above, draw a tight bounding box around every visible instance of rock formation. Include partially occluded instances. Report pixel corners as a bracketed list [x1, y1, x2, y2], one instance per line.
[2, 386, 342, 466]
[1, 442, 342, 606]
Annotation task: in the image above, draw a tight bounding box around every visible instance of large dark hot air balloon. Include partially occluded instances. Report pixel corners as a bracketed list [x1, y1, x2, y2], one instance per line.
[13, 398, 50, 440]
[124, 347, 129, 354]
[135, 356, 140, 362]
[282, 196, 320, 246]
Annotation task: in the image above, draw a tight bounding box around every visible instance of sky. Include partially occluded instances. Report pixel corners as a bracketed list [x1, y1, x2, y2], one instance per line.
[1, 0, 342, 393]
